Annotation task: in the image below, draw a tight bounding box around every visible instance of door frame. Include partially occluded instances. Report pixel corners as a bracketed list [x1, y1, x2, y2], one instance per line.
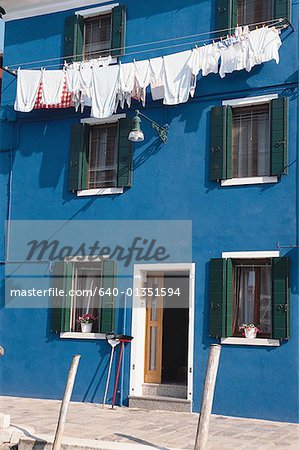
[130, 263, 195, 407]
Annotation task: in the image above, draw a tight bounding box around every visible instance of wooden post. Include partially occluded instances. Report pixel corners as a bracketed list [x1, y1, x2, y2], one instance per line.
[194, 344, 221, 450]
[53, 355, 81, 450]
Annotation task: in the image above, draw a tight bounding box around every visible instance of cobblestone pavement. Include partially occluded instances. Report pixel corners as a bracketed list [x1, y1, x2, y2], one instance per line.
[0, 397, 298, 450]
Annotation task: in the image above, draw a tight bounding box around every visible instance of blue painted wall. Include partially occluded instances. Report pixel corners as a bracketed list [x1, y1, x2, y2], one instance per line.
[0, 0, 298, 423]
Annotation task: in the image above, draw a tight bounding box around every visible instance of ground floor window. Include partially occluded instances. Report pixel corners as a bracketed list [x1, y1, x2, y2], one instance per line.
[232, 259, 272, 337]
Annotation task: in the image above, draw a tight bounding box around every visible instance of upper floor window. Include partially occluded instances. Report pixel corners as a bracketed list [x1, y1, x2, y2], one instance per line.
[68, 117, 133, 195]
[215, 0, 291, 33]
[232, 103, 270, 178]
[210, 97, 288, 184]
[88, 123, 118, 189]
[237, 0, 274, 26]
[64, 5, 126, 63]
[84, 14, 112, 60]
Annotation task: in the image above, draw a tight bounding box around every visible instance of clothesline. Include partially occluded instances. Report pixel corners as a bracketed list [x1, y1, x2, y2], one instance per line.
[14, 25, 283, 120]
[6, 17, 286, 72]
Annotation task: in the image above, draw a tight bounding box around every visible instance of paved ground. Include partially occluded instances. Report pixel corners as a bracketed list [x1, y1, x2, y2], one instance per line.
[0, 397, 298, 450]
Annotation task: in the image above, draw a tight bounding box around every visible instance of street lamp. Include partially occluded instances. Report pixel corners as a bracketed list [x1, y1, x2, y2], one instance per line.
[128, 110, 168, 144]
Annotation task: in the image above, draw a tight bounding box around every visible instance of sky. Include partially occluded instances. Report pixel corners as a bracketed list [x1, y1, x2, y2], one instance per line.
[0, 19, 4, 53]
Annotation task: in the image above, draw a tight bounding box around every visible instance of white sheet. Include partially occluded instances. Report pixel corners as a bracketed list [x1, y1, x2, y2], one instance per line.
[14, 69, 42, 112]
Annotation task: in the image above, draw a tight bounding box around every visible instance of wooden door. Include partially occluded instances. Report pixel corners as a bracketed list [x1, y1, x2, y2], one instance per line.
[144, 273, 164, 383]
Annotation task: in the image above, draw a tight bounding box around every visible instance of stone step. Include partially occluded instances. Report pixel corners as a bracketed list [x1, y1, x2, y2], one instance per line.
[129, 395, 191, 413]
[142, 383, 187, 399]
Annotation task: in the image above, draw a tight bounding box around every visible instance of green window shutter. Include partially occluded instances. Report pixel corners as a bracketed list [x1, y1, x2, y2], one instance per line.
[68, 123, 89, 192]
[75, 15, 84, 62]
[100, 260, 117, 333]
[270, 97, 288, 176]
[50, 261, 73, 333]
[64, 15, 84, 63]
[274, 0, 291, 22]
[210, 106, 232, 181]
[209, 259, 227, 338]
[216, 0, 238, 36]
[272, 257, 290, 340]
[64, 16, 76, 63]
[117, 118, 134, 187]
[111, 5, 126, 57]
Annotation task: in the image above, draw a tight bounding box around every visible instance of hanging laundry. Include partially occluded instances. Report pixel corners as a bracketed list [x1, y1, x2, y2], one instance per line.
[34, 78, 73, 109]
[132, 59, 150, 106]
[246, 26, 281, 72]
[118, 62, 136, 109]
[163, 50, 194, 105]
[219, 41, 248, 78]
[41, 69, 65, 106]
[149, 57, 165, 101]
[191, 43, 221, 78]
[14, 69, 42, 112]
[91, 64, 120, 119]
[13, 26, 284, 117]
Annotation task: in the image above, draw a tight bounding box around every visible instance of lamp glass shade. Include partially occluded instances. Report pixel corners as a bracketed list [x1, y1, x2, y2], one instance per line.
[128, 130, 144, 142]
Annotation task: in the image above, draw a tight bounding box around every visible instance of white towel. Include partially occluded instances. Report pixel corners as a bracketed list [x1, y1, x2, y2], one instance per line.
[149, 57, 165, 101]
[41, 69, 65, 105]
[219, 42, 248, 78]
[132, 59, 150, 106]
[118, 62, 136, 109]
[246, 26, 281, 72]
[91, 64, 120, 118]
[163, 50, 194, 105]
[191, 44, 220, 77]
[14, 69, 42, 112]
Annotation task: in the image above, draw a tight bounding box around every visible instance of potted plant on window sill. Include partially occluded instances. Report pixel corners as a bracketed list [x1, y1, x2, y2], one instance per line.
[78, 314, 97, 333]
[239, 323, 260, 339]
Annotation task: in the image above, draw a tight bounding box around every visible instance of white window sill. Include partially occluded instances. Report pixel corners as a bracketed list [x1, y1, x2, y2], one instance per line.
[81, 114, 126, 125]
[77, 188, 124, 197]
[60, 332, 106, 340]
[76, 3, 119, 18]
[221, 337, 280, 347]
[221, 176, 278, 187]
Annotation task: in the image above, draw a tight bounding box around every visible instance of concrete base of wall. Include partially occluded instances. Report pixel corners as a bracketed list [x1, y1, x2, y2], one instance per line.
[129, 395, 191, 412]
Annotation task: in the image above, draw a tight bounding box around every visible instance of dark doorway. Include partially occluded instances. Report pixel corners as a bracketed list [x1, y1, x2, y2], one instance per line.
[161, 272, 189, 385]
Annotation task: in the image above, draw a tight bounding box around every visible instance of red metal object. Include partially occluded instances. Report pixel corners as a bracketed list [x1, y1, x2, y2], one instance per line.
[111, 335, 133, 409]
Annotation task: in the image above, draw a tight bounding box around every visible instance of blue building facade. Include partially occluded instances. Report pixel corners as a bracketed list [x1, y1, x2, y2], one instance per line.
[0, 0, 298, 423]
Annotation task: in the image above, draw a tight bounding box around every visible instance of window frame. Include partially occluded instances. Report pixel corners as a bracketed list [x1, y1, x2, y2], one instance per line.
[221, 95, 279, 186]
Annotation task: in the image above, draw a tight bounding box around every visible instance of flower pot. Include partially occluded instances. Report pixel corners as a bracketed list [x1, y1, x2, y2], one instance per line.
[245, 328, 257, 339]
[81, 322, 93, 333]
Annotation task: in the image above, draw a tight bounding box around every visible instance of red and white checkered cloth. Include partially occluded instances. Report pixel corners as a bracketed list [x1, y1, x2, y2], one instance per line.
[34, 77, 73, 109]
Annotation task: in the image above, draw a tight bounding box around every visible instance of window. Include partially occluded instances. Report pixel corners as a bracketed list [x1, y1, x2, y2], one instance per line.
[70, 261, 102, 332]
[88, 123, 118, 189]
[64, 5, 126, 63]
[84, 14, 112, 60]
[50, 259, 117, 335]
[232, 104, 270, 178]
[215, 0, 290, 34]
[210, 97, 288, 183]
[232, 259, 272, 337]
[68, 118, 133, 194]
[209, 257, 290, 341]
[237, 0, 274, 26]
